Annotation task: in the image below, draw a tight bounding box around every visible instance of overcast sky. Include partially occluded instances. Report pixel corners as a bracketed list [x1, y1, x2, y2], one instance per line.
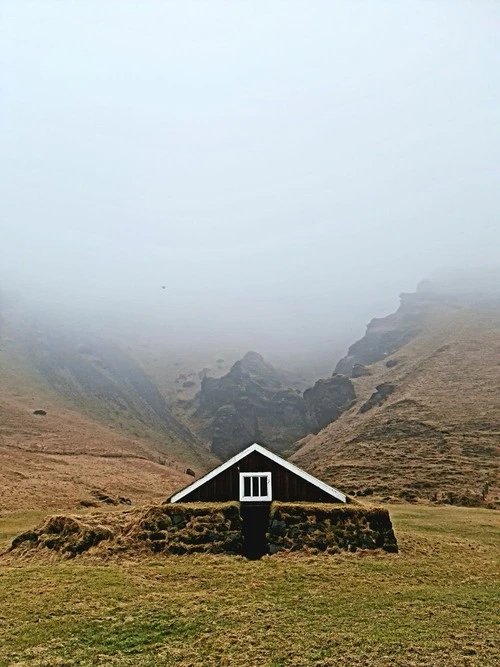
[1, 1, 499, 357]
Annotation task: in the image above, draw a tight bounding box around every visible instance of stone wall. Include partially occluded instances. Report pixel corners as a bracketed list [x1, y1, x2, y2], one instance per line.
[8, 501, 398, 559]
[122, 502, 243, 555]
[8, 503, 243, 559]
[267, 503, 398, 554]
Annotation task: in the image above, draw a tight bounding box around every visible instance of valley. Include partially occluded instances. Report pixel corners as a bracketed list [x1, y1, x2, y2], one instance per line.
[3, 4, 499, 665]
[1, 278, 499, 514]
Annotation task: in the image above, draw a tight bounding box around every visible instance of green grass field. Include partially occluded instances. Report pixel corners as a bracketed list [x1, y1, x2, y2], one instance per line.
[0, 504, 498, 666]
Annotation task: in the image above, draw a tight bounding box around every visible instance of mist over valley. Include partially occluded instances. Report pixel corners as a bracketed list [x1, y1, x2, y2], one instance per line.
[1, 3, 499, 664]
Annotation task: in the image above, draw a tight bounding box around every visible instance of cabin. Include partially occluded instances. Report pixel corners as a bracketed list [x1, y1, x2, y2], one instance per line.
[170, 442, 346, 504]
[170, 443, 347, 558]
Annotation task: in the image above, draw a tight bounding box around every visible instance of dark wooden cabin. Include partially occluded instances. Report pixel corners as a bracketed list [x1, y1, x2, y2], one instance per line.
[170, 443, 345, 504]
[169, 443, 346, 559]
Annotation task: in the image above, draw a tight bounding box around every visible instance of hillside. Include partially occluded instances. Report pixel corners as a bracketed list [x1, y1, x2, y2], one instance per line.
[3, 281, 500, 511]
[0, 298, 214, 513]
[293, 286, 500, 505]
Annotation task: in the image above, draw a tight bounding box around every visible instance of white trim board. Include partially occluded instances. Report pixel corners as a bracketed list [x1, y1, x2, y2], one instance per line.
[169, 443, 346, 503]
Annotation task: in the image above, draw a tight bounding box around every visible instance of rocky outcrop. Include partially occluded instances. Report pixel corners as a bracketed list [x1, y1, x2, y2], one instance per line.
[196, 352, 355, 459]
[335, 321, 421, 375]
[359, 383, 396, 413]
[303, 375, 356, 433]
[335, 280, 500, 376]
[198, 351, 281, 414]
[211, 404, 261, 459]
[334, 289, 442, 375]
[351, 363, 371, 378]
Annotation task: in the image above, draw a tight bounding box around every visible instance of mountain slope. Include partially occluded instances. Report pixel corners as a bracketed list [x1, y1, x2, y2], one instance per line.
[293, 291, 500, 504]
[0, 299, 214, 512]
[0, 387, 193, 512]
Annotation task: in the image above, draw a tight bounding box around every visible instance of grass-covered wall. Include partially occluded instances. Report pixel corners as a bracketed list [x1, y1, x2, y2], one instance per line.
[7, 501, 397, 559]
[267, 502, 398, 554]
[123, 502, 243, 555]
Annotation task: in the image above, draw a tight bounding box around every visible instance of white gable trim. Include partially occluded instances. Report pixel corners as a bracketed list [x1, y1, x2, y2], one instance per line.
[170, 443, 346, 503]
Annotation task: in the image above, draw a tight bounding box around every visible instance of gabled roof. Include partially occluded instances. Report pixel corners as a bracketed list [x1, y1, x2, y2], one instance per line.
[169, 443, 346, 503]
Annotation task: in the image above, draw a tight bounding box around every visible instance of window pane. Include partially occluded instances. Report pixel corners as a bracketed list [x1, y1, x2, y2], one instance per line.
[244, 477, 251, 497]
[260, 476, 268, 496]
[252, 476, 259, 496]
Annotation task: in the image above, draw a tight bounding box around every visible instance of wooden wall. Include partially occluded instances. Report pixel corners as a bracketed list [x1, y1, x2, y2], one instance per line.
[178, 451, 340, 503]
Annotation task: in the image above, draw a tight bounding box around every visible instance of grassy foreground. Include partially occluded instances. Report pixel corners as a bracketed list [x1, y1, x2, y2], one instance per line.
[0, 504, 499, 666]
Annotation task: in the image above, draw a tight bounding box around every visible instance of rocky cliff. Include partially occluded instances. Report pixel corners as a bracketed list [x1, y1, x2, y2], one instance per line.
[303, 376, 356, 432]
[335, 280, 500, 376]
[193, 351, 355, 459]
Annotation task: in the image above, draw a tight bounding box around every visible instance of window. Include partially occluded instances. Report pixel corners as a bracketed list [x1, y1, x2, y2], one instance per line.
[239, 472, 272, 501]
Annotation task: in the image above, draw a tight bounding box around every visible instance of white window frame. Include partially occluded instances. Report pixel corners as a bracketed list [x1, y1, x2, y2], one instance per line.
[239, 472, 272, 502]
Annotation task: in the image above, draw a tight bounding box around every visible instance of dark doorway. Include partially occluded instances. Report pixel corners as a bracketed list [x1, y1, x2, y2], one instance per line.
[240, 503, 271, 560]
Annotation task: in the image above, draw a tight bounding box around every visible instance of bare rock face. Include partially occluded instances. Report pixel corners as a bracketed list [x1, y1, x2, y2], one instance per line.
[198, 351, 281, 414]
[196, 352, 355, 460]
[303, 375, 356, 433]
[235, 350, 282, 389]
[359, 383, 396, 413]
[211, 404, 261, 460]
[351, 363, 371, 378]
[333, 290, 447, 376]
[336, 323, 421, 375]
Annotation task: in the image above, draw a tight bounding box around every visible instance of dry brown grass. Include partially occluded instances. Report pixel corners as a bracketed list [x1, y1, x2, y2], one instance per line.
[293, 307, 500, 501]
[0, 504, 498, 666]
[0, 356, 200, 514]
[0, 443, 189, 514]
[0, 315, 219, 515]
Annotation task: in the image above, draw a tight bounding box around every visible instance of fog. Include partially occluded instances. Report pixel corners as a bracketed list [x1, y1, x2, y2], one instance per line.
[2, 1, 499, 364]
